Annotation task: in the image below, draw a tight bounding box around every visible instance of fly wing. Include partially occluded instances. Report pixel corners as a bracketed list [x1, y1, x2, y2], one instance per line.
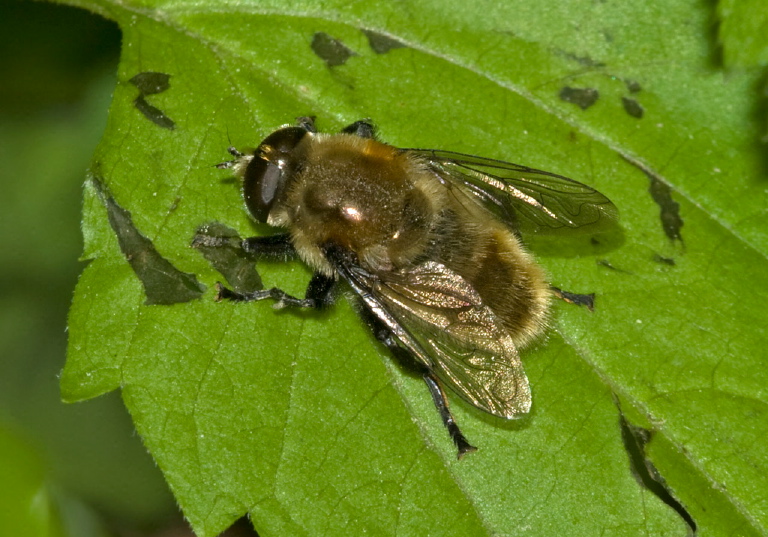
[409, 149, 618, 235]
[342, 260, 531, 419]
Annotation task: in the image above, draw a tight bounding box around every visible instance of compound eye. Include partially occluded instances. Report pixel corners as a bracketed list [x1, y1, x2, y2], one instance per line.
[243, 158, 282, 222]
[241, 126, 308, 222]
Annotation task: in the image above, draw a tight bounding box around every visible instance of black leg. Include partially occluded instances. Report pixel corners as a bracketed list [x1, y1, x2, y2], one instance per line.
[241, 233, 297, 260]
[216, 234, 336, 309]
[193, 233, 297, 259]
[303, 271, 337, 308]
[423, 374, 478, 458]
[550, 286, 595, 311]
[217, 271, 337, 310]
[341, 119, 377, 139]
[358, 303, 477, 458]
[296, 116, 317, 133]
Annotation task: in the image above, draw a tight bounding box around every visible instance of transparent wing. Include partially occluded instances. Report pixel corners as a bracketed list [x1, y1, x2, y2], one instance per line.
[342, 260, 531, 419]
[409, 149, 618, 235]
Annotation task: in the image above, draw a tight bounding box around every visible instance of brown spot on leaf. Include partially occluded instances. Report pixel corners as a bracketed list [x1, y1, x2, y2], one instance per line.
[362, 29, 407, 54]
[559, 86, 599, 110]
[622, 97, 644, 119]
[129, 71, 175, 129]
[311, 32, 356, 67]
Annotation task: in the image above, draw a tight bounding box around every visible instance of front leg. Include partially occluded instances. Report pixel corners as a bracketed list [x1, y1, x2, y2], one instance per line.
[192, 231, 296, 259]
[217, 271, 337, 310]
[241, 233, 298, 260]
[206, 233, 337, 308]
[341, 119, 377, 139]
[295, 116, 318, 133]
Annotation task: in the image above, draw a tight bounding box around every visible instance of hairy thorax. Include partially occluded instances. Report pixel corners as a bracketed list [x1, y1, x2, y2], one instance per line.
[273, 135, 438, 274]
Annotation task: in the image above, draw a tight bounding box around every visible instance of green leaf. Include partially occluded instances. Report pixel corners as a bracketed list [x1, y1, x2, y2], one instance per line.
[61, 0, 768, 535]
[718, 0, 768, 68]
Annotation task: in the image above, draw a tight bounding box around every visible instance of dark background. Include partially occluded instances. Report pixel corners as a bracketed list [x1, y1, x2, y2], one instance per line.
[0, 2, 189, 535]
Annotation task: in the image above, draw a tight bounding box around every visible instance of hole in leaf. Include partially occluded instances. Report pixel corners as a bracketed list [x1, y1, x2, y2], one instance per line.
[90, 175, 204, 304]
[616, 402, 697, 534]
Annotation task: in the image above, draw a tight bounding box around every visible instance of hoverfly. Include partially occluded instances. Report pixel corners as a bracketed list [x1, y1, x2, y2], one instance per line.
[211, 117, 618, 457]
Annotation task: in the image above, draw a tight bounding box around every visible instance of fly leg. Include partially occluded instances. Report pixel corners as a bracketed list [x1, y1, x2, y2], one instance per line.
[216, 271, 336, 310]
[295, 116, 376, 138]
[295, 116, 318, 133]
[340, 119, 377, 139]
[550, 286, 595, 310]
[360, 306, 477, 458]
[423, 373, 478, 458]
[211, 233, 337, 310]
[192, 231, 296, 259]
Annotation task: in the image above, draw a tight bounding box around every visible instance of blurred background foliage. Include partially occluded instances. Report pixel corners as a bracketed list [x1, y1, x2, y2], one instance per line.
[2, 0, 766, 535]
[0, 1, 192, 535]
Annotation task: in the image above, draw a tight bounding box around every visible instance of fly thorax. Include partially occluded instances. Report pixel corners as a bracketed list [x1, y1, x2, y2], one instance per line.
[292, 178, 432, 272]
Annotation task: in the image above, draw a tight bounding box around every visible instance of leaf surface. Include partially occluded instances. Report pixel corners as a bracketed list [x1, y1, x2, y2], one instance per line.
[61, 0, 768, 535]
